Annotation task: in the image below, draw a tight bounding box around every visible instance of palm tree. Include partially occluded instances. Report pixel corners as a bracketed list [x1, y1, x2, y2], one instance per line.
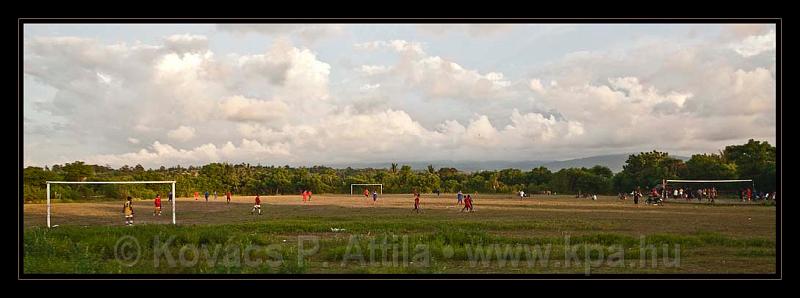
[390, 163, 398, 174]
[427, 164, 436, 174]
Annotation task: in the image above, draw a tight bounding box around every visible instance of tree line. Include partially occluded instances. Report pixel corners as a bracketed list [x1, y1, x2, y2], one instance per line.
[22, 139, 776, 202]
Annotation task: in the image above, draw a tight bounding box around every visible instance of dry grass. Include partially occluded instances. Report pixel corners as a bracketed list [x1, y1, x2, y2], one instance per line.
[23, 194, 776, 274]
[24, 194, 775, 238]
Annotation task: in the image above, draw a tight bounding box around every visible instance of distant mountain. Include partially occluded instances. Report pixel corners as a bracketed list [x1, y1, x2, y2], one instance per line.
[324, 160, 550, 172]
[540, 154, 688, 173]
[323, 153, 689, 173]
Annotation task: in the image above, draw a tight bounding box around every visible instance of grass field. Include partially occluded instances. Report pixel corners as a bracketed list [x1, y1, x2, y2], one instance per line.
[22, 194, 777, 274]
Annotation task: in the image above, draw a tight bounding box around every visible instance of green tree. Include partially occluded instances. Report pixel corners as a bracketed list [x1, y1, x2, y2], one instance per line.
[722, 139, 776, 191]
[61, 161, 95, 181]
[685, 154, 737, 180]
[614, 151, 685, 192]
[587, 165, 613, 179]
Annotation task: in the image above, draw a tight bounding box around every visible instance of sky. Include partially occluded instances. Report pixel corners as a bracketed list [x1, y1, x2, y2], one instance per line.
[23, 23, 777, 169]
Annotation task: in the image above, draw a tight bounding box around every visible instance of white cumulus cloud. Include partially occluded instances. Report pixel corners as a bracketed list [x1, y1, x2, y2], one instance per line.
[167, 126, 196, 142]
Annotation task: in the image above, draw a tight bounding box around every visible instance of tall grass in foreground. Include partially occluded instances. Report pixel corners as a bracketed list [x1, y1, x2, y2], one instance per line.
[23, 221, 775, 274]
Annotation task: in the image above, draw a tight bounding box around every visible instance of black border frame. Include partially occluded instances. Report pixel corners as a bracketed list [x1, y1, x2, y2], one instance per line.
[18, 17, 781, 281]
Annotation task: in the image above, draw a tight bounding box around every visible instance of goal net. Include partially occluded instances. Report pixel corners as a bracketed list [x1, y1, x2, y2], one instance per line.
[45, 180, 176, 228]
[350, 183, 383, 196]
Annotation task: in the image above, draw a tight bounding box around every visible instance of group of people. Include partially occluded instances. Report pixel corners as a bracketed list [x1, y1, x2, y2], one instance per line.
[362, 188, 379, 202]
[193, 190, 219, 202]
[575, 192, 597, 200]
[665, 186, 776, 202]
[738, 188, 776, 202]
[456, 190, 475, 212]
[661, 186, 718, 202]
[122, 190, 235, 225]
[301, 190, 313, 202]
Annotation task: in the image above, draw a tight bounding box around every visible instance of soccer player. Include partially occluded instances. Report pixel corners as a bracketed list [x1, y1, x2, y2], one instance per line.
[308, 190, 312, 201]
[123, 196, 134, 226]
[434, 189, 440, 197]
[153, 194, 162, 216]
[168, 191, 173, 203]
[461, 194, 473, 212]
[194, 191, 199, 201]
[372, 190, 378, 202]
[302, 190, 308, 203]
[413, 193, 421, 213]
[457, 190, 463, 206]
[204, 191, 210, 202]
[251, 194, 262, 215]
[363, 188, 370, 199]
[226, 191, 231, 205]
[214, 191, 217, 200]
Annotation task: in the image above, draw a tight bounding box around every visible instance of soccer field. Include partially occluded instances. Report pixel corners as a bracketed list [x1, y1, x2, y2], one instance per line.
[22, 194, 777, 274]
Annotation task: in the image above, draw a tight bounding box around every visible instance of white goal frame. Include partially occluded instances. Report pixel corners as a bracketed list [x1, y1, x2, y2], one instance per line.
[350, 183, 383, 196]
[45, 180, 176, 228]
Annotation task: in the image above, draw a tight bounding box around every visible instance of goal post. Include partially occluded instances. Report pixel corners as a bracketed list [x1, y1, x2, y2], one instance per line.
[45, 180, 176, 228]
[350, 183, 383, 196]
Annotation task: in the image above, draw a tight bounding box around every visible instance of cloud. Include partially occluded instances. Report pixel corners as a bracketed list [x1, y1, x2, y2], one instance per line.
[416, 24, 516, 37]
[529, 79, 545, 93]
[167, 126, 196, 142]
[356, 64, 391, 76]
[359, 84, 380, 92]
[729, 29, 775, 57]
[219, 95, 289, 122]
[234, 38, 331, 101]
[355, 40, 513, 101]
[163, 34, 209, 54]
[23, 25, 776, 168]
[86, 140, 292, 167]
[216, 24, 343, 44]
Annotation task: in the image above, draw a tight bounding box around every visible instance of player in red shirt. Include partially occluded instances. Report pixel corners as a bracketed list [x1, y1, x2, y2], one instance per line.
[413, 193, 421, 213]
[194, 191, 199, 201]
[153, 194, 162, 216]
[251, 194, 262, 215]
[363, 188, 370, 199]
[302, 190, 308, 203]
[461, 194, 474, 212]
[226, 191, 231, 205]
[308, 190, 312, 201]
